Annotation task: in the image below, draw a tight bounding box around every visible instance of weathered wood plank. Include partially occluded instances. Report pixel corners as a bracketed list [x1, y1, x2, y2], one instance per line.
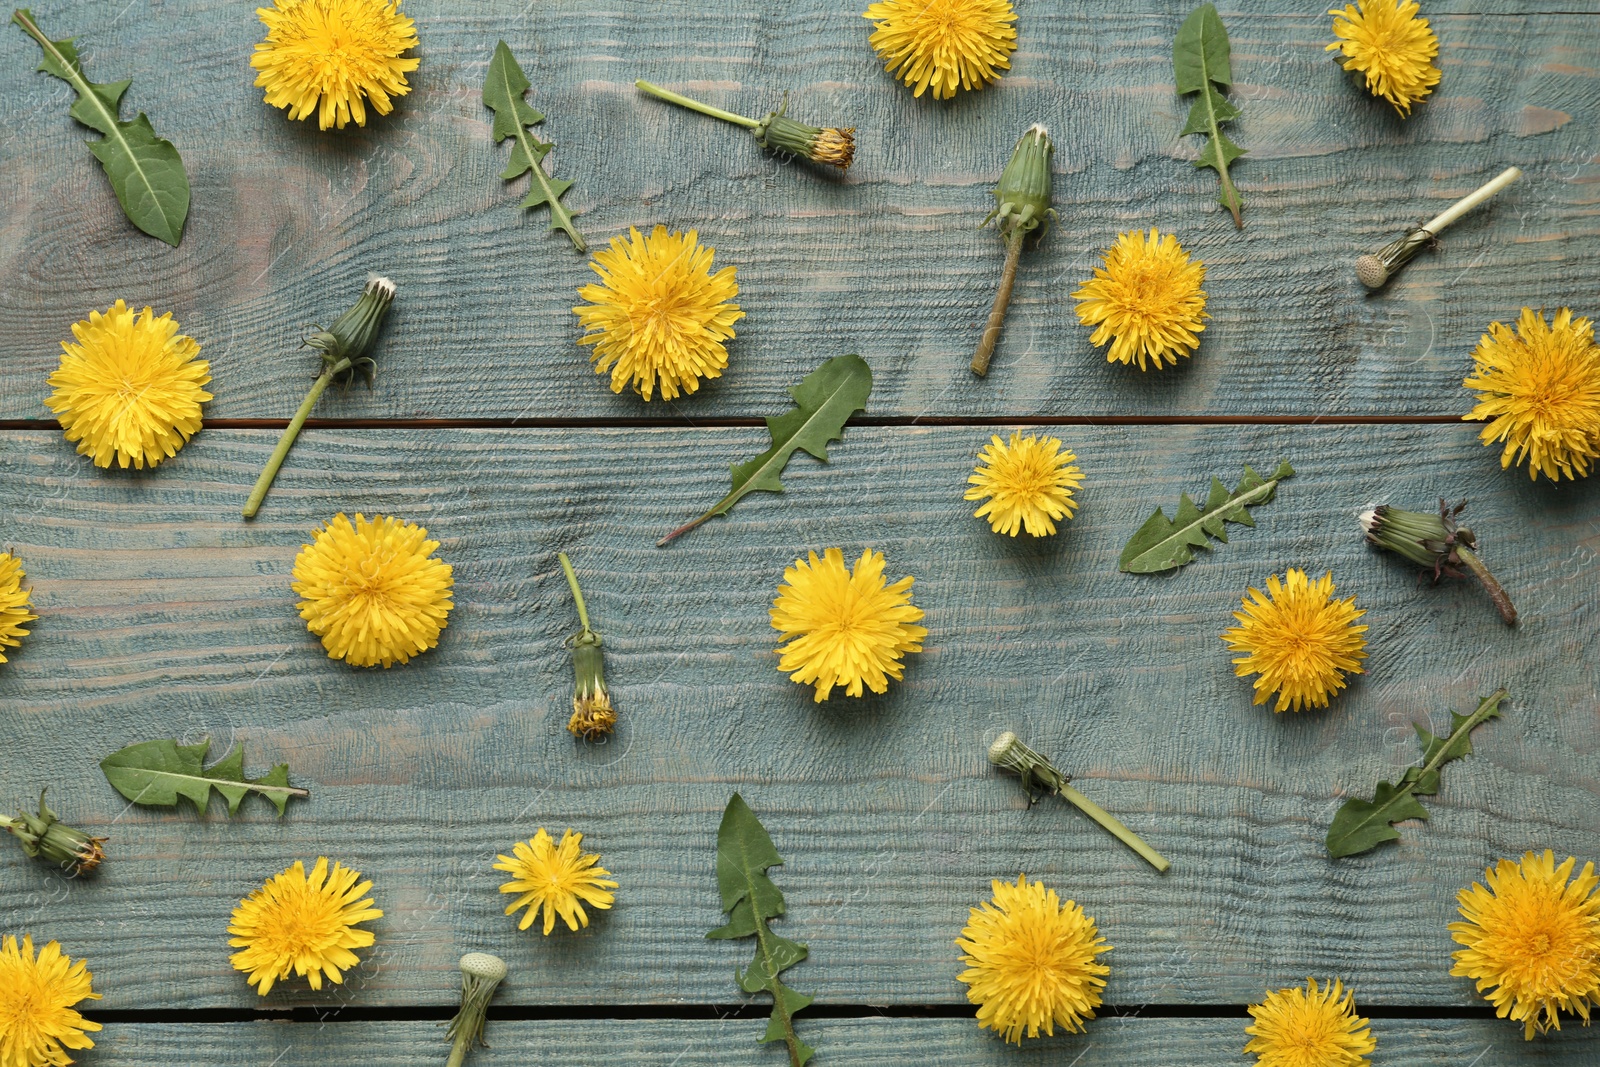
[1, 425, 1595, 1010]
[1, 3, 1595, 419]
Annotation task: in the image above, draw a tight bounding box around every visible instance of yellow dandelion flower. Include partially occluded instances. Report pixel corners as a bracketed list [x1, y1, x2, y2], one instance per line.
[0, 554, 38, 667]
[1463, 308, 1600, 483]
[1245, 978, 1377, 1067]
[292, 513, 454, 669]
[862, 0, 1017, 101]
[965, 431, 1084, 537]
[770, 547, 928, 702]
[956, 874, 1111, 1044]
[0, 935, 101, 1067]
[1451, 850, 1600, 1039]
[495, 828, 618, 935]
[1221, 569, 1369, 713]
[44, 300, 212, 470]
[573, 226, 744, 401]
[1326, 0, 1441, 117]
[227, 857, 383, 996]
[1073, 229, 1208, 371]
[251, 0, 420, 131]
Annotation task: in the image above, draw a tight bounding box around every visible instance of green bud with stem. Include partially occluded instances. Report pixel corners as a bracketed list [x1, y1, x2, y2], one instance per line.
[1, 790, 105, 876]
[1360, 499, 1517, 625]
[971, 125, 1056, 378]
[560, 553, 615, 740]
[242, 276, 396, 519]
[634, 80, 855, 170]
[444, 952, 507, 1067]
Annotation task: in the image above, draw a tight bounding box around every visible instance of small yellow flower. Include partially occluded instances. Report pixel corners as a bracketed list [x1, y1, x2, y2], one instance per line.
[862, 0, 1018, 101]
[1463, 308, 1600, 482]
[0, 935, 101, 1067]
[0, 553, 38, 667]
[1245, 978, 1377, 1067]
[965, 431, 1084, 537]
[1451, 850, 1600, 1039]
[292, 513, 455, 668]
[956, 874, 1111, 1043]
[251, 0, 420, 131]
[495, 828, 618, 935]
[227, 857, 383, 996]
[573, 226, 744, 402]
[1222, 569, 1369, 713]
[1073, 229, 1208, 371]
[770, 547, 928, 702]
[1326, 0, 1442, 117]
[45, 300, 212, 470]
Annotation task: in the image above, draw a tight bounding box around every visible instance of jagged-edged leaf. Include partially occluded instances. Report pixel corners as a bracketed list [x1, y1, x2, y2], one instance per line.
[483, 40, 584, 251]
[659, 354, 873, 545]
[1326, 690, 1507, 858]
[100, 738, 309, 817]
[1173, 4, 1245, 227]
[1118, 460, 1293, 573]
[707, 794, 816, 1067]
[13, 9, 189, 245]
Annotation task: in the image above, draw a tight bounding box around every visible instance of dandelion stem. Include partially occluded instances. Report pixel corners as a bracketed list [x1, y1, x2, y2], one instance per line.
[1057, 784, 1171, 873]
[635, 80, 760, 129]
[445, 1032, 472, 1067]
[1456, 546, 1518, 626]
[242, 357, 350, 520]
[971, 230, 1024, 377]
[559, 552, 592, 634]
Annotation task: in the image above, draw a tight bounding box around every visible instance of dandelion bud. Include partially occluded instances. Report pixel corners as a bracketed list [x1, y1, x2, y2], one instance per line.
[1361, 500, 1517, 625]
[635, 80, 855, 171]
[1, 791, 105, 877]
[984, 124, 1055, 240]
[445, 952, 508, 1067]
[560, 553, 616, 740]
[307, 275, 397, 381]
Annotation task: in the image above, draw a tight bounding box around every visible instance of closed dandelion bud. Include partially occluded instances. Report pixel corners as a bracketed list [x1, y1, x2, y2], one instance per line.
[985, 124, 1055, 239]
[1, 791, 106, 877]
[444, 952, 508, 1067]
[635, 80, 855, 171]
[1361, 499, 1517, 625]
[560, 553, 616, 740]
[308, 275, 397, 382]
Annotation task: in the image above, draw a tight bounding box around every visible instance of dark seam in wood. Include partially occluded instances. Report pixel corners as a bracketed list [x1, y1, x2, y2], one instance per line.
[0, 416, 1467, 431]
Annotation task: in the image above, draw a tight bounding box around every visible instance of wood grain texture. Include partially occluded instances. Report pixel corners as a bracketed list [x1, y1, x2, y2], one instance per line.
[1, 426, 1596, 1011]
[80, 1017, 1600, 1067]
[1, 2, 1596, 419]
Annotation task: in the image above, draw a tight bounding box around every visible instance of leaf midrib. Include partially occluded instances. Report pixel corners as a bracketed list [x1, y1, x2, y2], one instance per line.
[496, 60, 579, 243]
[1126, 474, 1282, 569]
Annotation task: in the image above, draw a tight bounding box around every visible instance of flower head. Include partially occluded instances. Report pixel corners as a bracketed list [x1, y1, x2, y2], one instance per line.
[1073, 229, 1208, 371]
[1326, 0, 1441, 116]
[228, 857, 383, 996]
[770, 548, 928, 702]
[1245, 978, 1376, 1067]
[0, 935, 101, 1067]
[573, 226, 744, 402]
[45, 300, 212, 470]
[2, 792, 106, 878]
[292, 513, 455, 669]
[1451, 850, 1600, 1039]
[1222, 569, 1369, 713]
[251, 0, 420, 131]
[956, 874, 1111, 1043]
[0, 553, 37, 667]
[495, 828, 618, 935]
[863, 0, 1018, 100]
[1463, 308, 1600, 482]
[965, 432, 1084, 537]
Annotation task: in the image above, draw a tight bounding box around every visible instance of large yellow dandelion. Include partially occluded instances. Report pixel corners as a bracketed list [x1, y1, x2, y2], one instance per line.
[292, 513, 455, 668]
[965, 431, 1084, 537]
[1245, 978, 1377, 1067]
[0, 553, 38, 667]
[1327, 0, 1441, 116]
[495, 828, 618, 935]
[0, 935, 101, 1067]
[1073, 229, 1208, 371]
[1451, 850, 1600, 1039]
[1222, 569, 1369, 713]
[228, 857, 383, 996]
[862, 0, 1018, 101]
[251, 0, 420, 130]
[45, 300, 212, 470]
[573, 226, 744, 401]
[956, 874, 1111, 1044]
[770, 547, 928, 702]
[1464, 308, 1600, 482]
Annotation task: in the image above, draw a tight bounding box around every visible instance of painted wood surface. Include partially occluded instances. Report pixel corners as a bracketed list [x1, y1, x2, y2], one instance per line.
[2, 425, 1596, 1013]
[1, 2, 1596, 421]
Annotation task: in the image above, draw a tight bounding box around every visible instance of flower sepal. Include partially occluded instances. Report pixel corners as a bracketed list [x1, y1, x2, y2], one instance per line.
[1, 790, 105, 877]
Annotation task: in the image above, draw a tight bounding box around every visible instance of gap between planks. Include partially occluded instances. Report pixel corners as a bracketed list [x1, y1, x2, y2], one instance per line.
[0, 416, 1465, 431]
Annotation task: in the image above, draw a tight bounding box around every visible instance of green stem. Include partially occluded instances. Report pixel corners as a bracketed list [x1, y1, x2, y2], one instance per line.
[444, 1030, 471, 1067]
[0, 814, 17, 834]
[558, 552, 591, 634]
[635, 80, 760, 129]
[1456, 547, 1517, 626]
[971, 230, 1024, 377]
[1057, 784, 1171, 873]
[241, 358, 349, 520]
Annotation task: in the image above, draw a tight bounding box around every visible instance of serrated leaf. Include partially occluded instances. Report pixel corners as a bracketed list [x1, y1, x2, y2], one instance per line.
[1326, 690, 1506, 859]
[482, 40, 584, 251]
[707, 794, 816, 1067]
[659, 354, 873, 545]
[100, 738, 309, 818]
[13, 9, 190, 245]
[1172, 3, 1245, 227]
[1118, 460, 1293, 573]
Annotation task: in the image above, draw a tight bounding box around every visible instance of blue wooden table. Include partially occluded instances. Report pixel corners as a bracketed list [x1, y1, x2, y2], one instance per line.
[3, 1, 1599, 1064]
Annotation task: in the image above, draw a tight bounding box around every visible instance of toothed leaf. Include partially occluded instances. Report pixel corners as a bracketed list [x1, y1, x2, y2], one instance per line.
[482, 40, 585, 250]
[1173, 4, 1245, 226]
[1118, 461, 1293, 573]
[100, 738, 309, 817]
